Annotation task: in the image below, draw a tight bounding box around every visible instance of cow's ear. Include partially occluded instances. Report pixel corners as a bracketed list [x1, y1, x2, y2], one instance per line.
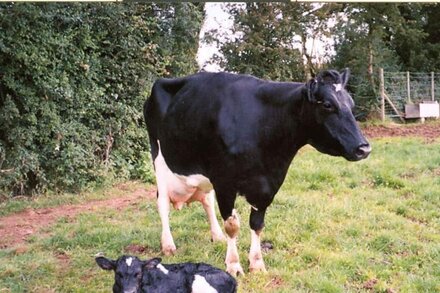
[340, 68, 350, 87]
[306, 78, 317, 103]
[96, 256, 116, 271]
[144, 258, 162, 270]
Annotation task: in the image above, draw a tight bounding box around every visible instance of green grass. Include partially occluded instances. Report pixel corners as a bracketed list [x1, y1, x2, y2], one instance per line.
[1, 137, 440, 292]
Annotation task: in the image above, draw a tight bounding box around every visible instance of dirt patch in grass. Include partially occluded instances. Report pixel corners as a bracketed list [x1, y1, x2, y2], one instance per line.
[261, 240, 274, 253]
[55, 251, 71, 272]
[362, 278, 378, 290]
[362, 122, 440, 142]
[432, 167, 440, 176]
[263, 276, 285, 291]
[124, 243, 155, 255]
[0, 187, 156, 249]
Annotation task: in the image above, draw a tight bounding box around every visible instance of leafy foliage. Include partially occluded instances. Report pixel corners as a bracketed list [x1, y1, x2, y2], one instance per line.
[331, 3, 440, 117]
[0, 3, 202, 196]
[209, 3, 344, 81]
[208, 3, 440, 117]
[210, 3, 305, 81]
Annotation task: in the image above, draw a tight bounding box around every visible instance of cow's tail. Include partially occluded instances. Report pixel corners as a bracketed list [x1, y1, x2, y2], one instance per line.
[144, 77, 186, 160]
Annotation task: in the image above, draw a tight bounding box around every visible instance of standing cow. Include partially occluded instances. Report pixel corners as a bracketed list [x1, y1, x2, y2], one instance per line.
[144, 69, 371, 276]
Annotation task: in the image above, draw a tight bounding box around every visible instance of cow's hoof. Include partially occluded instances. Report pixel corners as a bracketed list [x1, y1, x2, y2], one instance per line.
[249, 253, 267, 273]
[226, 262, 244, 277]
[161, 244, 176, 256]
[249, 260, 267, 273]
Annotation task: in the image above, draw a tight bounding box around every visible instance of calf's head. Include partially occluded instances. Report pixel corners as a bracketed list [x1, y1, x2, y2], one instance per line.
[96, 255, 159, 293]
[303, 69, 371, 161]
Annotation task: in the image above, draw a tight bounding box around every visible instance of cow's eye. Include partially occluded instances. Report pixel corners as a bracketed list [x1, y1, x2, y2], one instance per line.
[322, 101, 333, 111]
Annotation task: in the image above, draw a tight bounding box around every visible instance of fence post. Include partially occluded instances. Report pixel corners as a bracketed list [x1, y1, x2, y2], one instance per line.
[406, 71, 411, 103]
[431, 72, 435, 102]
[380, 68, 385, 122]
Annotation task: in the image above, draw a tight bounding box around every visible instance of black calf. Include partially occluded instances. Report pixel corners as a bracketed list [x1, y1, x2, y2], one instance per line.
[96, 255, 237, 293]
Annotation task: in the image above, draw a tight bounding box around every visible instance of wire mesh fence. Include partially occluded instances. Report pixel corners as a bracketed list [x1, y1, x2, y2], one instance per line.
[381, 70, 440, 121]
[383, 72, 407, 118]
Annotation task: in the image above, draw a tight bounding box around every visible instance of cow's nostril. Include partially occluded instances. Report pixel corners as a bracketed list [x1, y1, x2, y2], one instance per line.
[356, 144, 371, 158]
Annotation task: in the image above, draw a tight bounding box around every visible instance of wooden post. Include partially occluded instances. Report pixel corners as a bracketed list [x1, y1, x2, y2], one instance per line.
[384, 93, 405, 123]
[380, 68, 385, 121]
[406, 71, 411, 103]
[431, 72, 435, 102]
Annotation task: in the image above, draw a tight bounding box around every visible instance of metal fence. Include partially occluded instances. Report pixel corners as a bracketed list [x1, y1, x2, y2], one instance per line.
[379, 69, 440, 121]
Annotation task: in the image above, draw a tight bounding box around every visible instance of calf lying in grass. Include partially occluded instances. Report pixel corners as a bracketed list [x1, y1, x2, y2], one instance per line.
[96, 255, 237, 293]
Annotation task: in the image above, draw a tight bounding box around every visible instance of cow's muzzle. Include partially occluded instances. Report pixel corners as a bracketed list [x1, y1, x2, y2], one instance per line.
[354, 143, 371, 160]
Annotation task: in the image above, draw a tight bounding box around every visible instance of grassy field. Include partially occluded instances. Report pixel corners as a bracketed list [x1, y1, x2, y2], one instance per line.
[1, 137, 440, 292]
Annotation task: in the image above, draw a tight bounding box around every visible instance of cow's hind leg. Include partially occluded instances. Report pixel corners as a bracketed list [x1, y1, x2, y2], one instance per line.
[157, 190, 176, 256]
[200, 190, 226, 242]
[249, 208, 267, 273]
[154, 144, 176, 256]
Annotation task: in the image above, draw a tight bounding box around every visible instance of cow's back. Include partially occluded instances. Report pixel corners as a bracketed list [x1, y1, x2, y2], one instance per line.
[145, 72, 265, 177]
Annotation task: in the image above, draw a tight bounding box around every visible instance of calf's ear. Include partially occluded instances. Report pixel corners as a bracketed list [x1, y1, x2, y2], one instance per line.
[96, 256, 116, 271]
[144, 258, 162, 270]
[340, 68, 350, 87]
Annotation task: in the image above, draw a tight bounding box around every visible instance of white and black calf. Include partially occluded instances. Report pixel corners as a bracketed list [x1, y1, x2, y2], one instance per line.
[144, 69, 371, 275]
[96, 255, 237, 293]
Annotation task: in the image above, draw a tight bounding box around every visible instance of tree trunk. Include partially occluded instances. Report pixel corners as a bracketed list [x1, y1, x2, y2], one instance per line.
[366, 21, 377, 96]
[301, 33, 313, 80]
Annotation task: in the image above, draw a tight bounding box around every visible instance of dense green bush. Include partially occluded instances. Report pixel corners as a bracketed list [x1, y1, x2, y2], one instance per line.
[0, 3, 202, 196]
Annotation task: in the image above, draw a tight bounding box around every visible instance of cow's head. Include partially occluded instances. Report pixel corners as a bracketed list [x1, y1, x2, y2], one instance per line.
[96, 255, 144, 293]
[303, 69, 371, 161]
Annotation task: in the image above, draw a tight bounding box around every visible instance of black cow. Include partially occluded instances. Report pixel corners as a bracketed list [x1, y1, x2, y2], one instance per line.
[144, 69, 371, 275]
[96, 255, 237, 293]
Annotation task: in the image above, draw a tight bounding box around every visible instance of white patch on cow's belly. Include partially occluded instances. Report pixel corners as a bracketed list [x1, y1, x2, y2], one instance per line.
[154, 141, 213, 209]
[192, 275, 218, 293]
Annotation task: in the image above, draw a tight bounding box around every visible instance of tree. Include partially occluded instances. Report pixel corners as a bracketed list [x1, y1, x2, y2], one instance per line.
[153, 3, 204, 76]
[207, 3, 342, 82]
[331, 3, 440, 117]
[0, 3, 203, 196]
[213, 3, 304, 81]
[331, 4, 411, 116]
[421, 4, 440, 71]
[392, 3, 440, 72]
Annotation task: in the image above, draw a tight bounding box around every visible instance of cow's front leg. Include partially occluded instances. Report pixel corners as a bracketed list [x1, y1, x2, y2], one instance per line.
[249, 207, 267, 272]
[224, 209, 244, 276]
[216, 186, 243, 276]
[201, 190, 226, 242]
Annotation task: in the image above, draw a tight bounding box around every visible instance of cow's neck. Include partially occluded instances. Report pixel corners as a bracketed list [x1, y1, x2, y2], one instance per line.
[295, 84, 323, 146]
[260, 86, 308, 184]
